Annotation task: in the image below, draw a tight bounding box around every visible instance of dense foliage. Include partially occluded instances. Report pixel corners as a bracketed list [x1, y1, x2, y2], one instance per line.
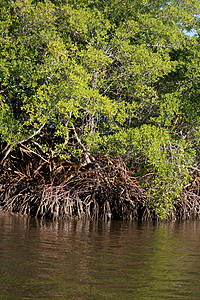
[1, 0, 200, 217]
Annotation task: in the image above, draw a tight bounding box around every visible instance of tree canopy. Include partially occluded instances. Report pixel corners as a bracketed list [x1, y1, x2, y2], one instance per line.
[0, 0, 200, 217]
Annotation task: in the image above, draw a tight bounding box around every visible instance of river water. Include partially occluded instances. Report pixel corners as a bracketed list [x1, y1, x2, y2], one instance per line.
[1, 210, 200, 299]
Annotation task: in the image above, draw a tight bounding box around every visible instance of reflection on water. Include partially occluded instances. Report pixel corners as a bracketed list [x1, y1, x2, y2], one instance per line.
[1, 209, 200, 299]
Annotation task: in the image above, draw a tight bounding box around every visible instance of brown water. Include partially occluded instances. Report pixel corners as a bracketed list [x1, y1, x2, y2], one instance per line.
[1, 210, 200, 299]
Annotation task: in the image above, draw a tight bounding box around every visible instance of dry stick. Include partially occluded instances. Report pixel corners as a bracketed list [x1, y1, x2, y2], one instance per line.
[189, 166, 200, 172]
[20, 144, 49, 164]
[33, 161, 47, 177]
[71, 123, 96, 166]
[1, 123, 46, 166]
[1, 144, 13, 166]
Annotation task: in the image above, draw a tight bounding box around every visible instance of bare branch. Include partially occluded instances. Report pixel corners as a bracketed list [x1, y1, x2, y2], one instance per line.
[1, 123, 46, 166]
[71, 123, 95, 166]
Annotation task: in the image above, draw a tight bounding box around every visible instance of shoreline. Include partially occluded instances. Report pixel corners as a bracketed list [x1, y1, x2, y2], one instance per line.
[1, 181, 200, 221]
[1, 145, 200, 221]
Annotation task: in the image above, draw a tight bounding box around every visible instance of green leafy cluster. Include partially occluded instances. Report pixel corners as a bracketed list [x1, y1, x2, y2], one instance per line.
[1, 0, 200, 217]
